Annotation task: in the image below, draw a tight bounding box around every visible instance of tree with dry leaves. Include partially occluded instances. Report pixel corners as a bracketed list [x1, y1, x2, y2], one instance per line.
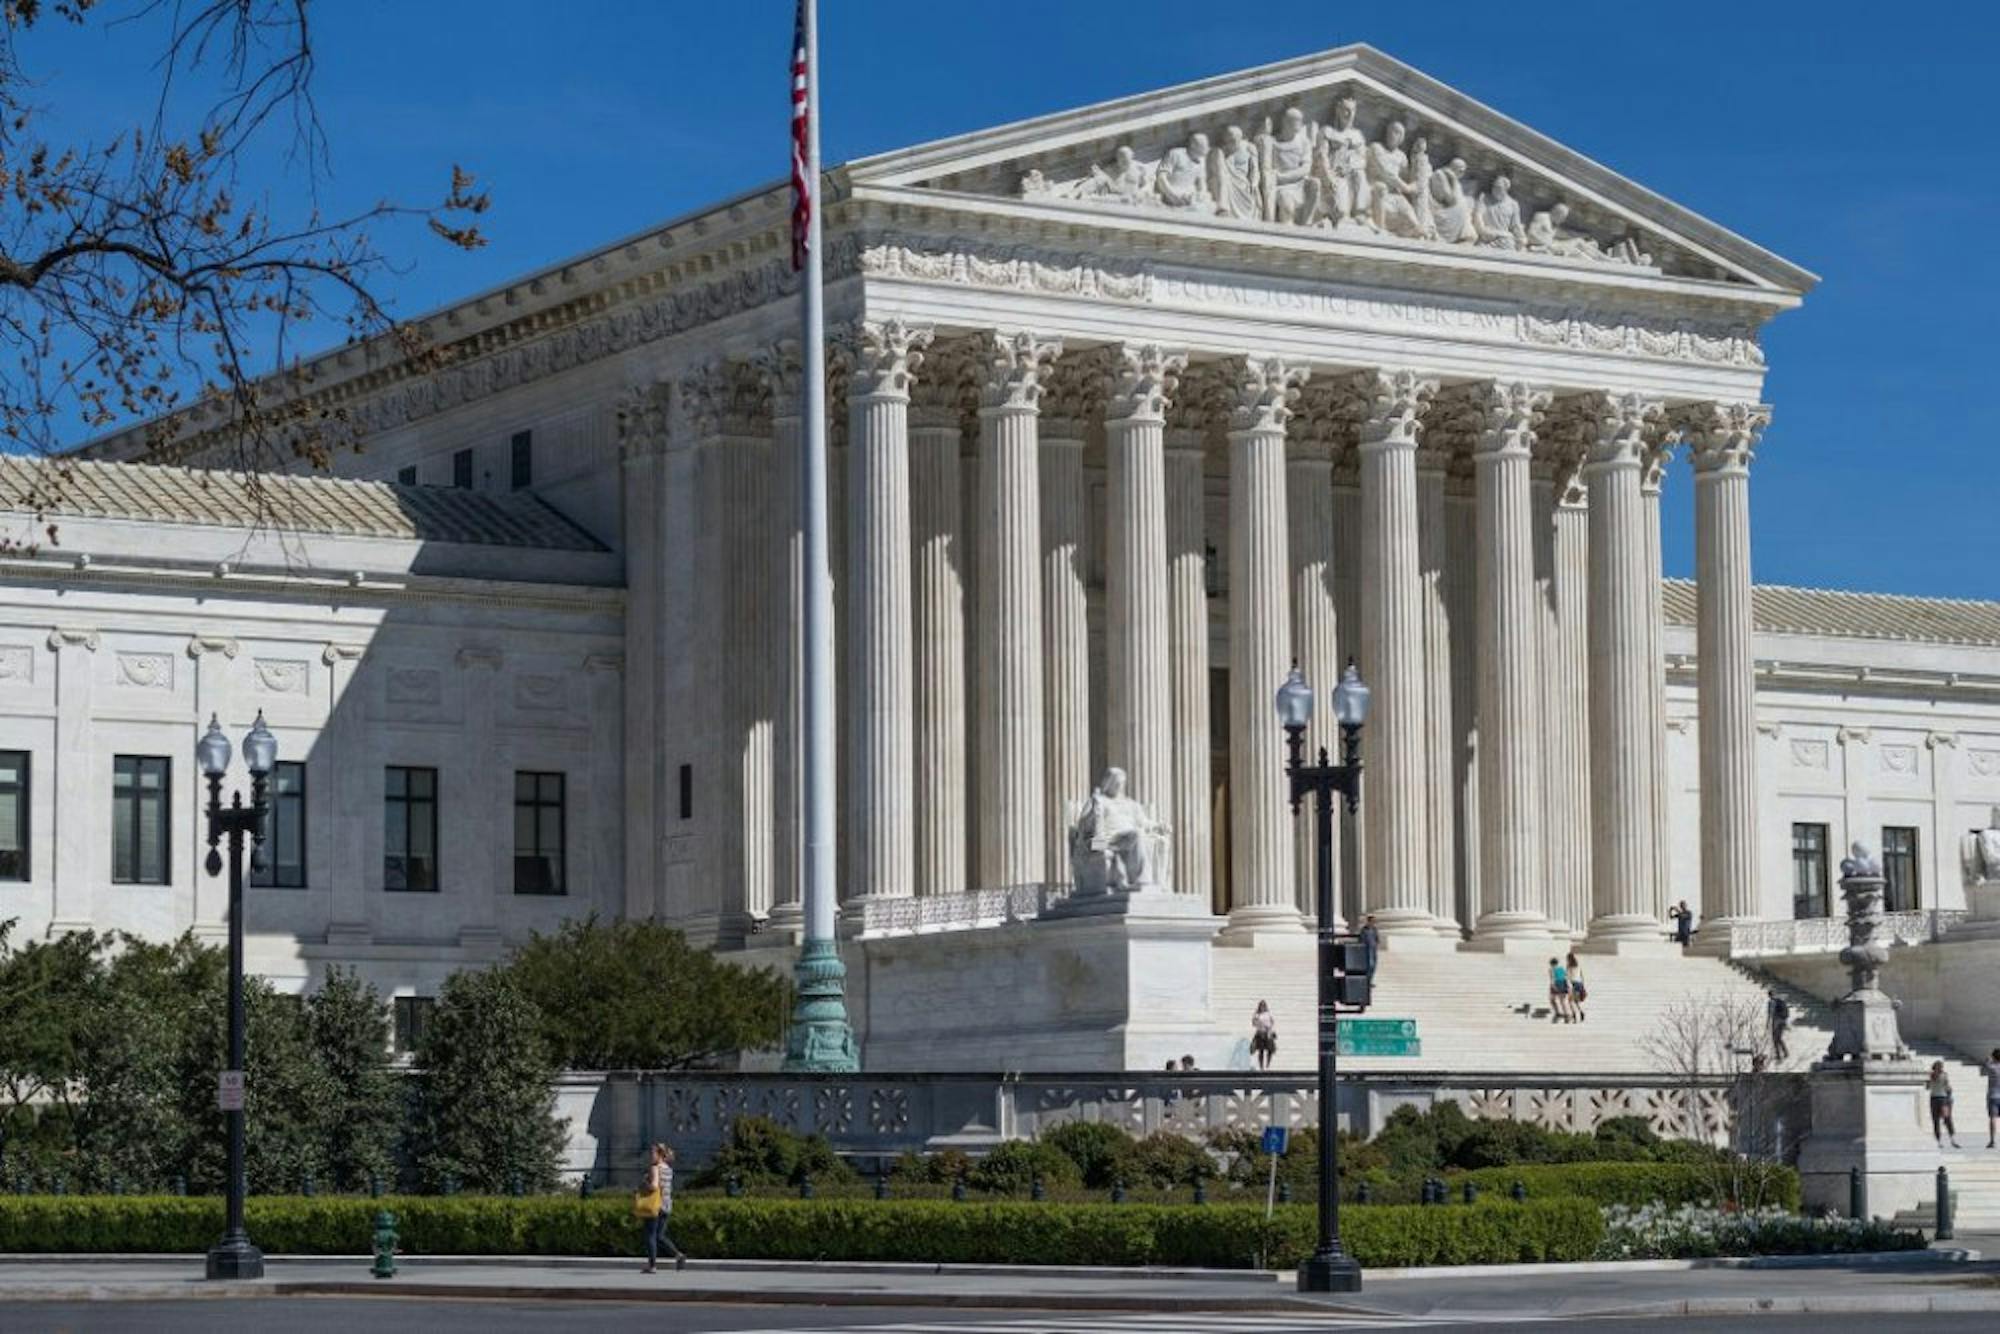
[0, 0, 486, 494]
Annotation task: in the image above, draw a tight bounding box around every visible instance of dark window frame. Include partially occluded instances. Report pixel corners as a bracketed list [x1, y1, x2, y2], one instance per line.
[384, 765, 439, 892]
[396, 465, 418, 486]
[112, 754, 172, 886]
[251, 760, 308, 889]
[452, 447, 474, 490]
[1791, 821, 1830, 920]
[1882, 825, 1921, 912]
[513, 770, 566, 896]
[510, 430, 533, 491]
[677, 763, 692, 821]
[0, 749, 27, 882]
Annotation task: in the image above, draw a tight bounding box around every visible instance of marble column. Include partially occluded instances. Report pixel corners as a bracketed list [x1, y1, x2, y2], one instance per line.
[1472, 383, 1552, 941]
[976, 330, 1061, 889]
[1688, 402, 1772, 946]
[1105, 345, 1186, 826]
[615, 384, 670, 922]
[909, 359, 968, 900]
[753, 346, 806, 932]
[1333, 457, 1367, 927]
[1641, 443, 1673, 921]
[1040, 398, 1090, 886]
[1416, 445, 1458, 936]
[842, 320, 929, 907]
[1359, 370, 1439, 936]
[1581, 392, 1665, 941]
[1552, 479, 1593, 938]
[1529, 464, 1567, 938]
[681, 362, 745, 936]
[1166, 422, 1212, 902]
[46, 628, 98, 934]
[1289, 434, 1338, 923]
[1224, 354, 1307, 937]
[1443, 466, 1480, 933]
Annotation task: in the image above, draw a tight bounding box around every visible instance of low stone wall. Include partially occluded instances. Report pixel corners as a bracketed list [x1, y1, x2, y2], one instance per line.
[555, 1069, 1768, 1188]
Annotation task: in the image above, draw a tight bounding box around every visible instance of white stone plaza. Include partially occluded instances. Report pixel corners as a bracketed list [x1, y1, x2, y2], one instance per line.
[6, 45, 2000, 1077]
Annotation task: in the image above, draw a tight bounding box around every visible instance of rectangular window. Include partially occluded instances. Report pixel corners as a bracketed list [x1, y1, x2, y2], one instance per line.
[513, 771, 565, 895]
[392, 996, 435, 1056]
[1791, 822, 1830, 919]
[678, 763, 692, 821]
[112, 755, 171, 885]
[1882, 825, 1921, 912]
[452, 447, 474, 489]
[396, 465, 418, 486]
[251, 761, 307, 889]
[384, 766, 438, 892]
[510, 430, 533, 491]
[0, 750, 26, 881]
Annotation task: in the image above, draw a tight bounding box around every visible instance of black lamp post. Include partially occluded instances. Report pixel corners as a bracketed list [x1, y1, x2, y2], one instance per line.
[1275, 658, 1370, 1295]
[197, 710, 276, 1281]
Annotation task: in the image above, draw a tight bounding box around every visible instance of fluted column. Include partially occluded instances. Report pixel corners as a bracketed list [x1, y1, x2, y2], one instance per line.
[614, 384, 670, 923]
[909, 353, 968, 900]
[1641, 444, 1673, 921]
[1332, 457, 1366, 927]
[1582, 392, 1666, 940]
[1529, 466, 1566, 937]
[1166, 424, 1212, 902]
[1416, 446, 1458, 936]
[1359, 370, 1440, 935]
[753, 346, 806, 933]
[1224, 355, 1307, 936]
[1040, 407, 1089, 885]
[1552, 477, 1593, 938]
[1472, 383, 1551, 941]
[1687, 403, 1772, 947]
[1443, 465, 1480, 932]
[977, 331, 1061, 888]
[1289, 438, 1338, 924]
[1106, 345, 1187, 832]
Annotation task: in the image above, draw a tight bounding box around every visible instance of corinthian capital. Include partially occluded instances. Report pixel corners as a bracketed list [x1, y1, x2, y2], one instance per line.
[750, 339, 804, 419]
[616, 381, 672, 459]
[837, 318, 933, 400]
[976, 329, 1064, 412]
[1104, 343, 1188, 425]
[1224, 354, 1309, 434]
[1473, 380, 1551, 460]
[675, 359, 733, 440]
[1570, 390, 1664, 469]
[909, 336, 976, 430]
[1679, 401, 1771, 476]
[1357, 368, 1438, 451]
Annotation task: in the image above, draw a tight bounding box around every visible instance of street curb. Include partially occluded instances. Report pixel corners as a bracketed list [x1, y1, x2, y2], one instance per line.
[1547, 1293, 2000, 1318]
[1365, 1246, 1980, 1280]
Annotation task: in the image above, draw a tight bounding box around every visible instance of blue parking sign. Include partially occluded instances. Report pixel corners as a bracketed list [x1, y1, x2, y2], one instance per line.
[1261, 1125, 1288, 1155]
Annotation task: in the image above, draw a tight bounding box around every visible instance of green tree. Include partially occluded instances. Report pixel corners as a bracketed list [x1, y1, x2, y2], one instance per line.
[177, 981, 337, 1195]
[499, 917, 788, 1070]
[407, 968, 565, 1193]
[0, 921, 101, 1173]
[306, 968, 400, 1192]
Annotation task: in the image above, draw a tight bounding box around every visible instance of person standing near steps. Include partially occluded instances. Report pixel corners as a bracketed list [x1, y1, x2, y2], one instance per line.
[1987, 1048, 2000, 1149]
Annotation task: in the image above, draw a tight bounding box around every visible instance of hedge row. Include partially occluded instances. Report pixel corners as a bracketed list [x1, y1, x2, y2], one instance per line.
[1456, 1162, 1801, 1211]
[0, 1195, 1602, 1269]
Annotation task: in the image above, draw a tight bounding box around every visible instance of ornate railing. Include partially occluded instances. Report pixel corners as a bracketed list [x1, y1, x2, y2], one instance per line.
[1729, 908, 1966, 959]
[856, 883, 1069, 937]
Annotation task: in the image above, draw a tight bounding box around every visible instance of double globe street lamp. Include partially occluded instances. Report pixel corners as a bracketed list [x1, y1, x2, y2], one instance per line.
[1274, 658, 1370, 1294]
[196, 710, 278, 1281]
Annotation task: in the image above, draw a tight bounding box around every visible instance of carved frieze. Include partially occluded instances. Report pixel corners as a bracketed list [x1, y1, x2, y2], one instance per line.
[514, 674, 567, 711]
[254, 659, 310, 696]
[0, 647, 32, 684]
[386, 668, 442, 707]
[115, 652, 173, 690]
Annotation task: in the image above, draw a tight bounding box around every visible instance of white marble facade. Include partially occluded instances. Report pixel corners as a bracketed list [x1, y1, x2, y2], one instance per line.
[27, 46, 2000, 1021]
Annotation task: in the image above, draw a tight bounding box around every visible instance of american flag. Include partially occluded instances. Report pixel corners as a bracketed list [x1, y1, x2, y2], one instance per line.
[790, 0, 812, 271]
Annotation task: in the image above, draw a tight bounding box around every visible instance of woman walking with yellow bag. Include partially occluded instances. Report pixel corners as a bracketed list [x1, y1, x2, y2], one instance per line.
[635, 1143, 686, 1273]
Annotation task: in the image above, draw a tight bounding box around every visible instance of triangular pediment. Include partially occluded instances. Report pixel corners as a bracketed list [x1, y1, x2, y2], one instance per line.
[847, 45, 1813, 293]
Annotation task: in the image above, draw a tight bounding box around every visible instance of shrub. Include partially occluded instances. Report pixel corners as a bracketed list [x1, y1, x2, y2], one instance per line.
[1597, 1203, 1923, 1260]
[888, 1148, 972, 1185]
[1121, 1132, 1217, 1189]
[1041, 1121, 1136, 1188]
[691, 1115, 857, 1189]
[405, 969, 566, 1194]
[966, 1140, 1080, 1195]
[1459, 1162, 1800, 1211]
[306, 968, 400, 1194]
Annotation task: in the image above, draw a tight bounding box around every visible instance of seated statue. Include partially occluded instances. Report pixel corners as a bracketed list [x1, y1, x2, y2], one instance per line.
[1067, 767, 1172, 896]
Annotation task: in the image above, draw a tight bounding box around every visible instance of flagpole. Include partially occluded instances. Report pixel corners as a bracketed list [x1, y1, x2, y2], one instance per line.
[783, 0, 858, 1073]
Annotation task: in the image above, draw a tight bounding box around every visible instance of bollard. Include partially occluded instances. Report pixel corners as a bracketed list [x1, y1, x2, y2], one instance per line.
[1110, 1179, 1126, 1205]
[442, 1174, 459, 1197]
[725, 1172, 743, 1199]
[1277, 1180, 1292, 1205]
[951, 1173, 968, 1203]
[372, 1209, 398, 1280]
[797, 1172, 814, 1200]
[1462, 1180, 1478, 1205]
[874, 1166, 890, 1201]
[1030, 1174, 1046, 1203]
[301, 1174, 315, 1199]
[1509, 1180, 1527, 1203]
[109, 1176, 123, 1197]
[579, 1173, 594, 1199]
[172, 1175, 187, 1198]
[1192, 1177, 1207, 1206]
[508, 1174, 524, 1198]
[368, 1173, 383, 1199]
[52, 1176, 66, 1197]
[1849, 1165, 1867, 1220]
[1355, 1180, 1372, 1205]
[1936, 1165, 1955, 1241]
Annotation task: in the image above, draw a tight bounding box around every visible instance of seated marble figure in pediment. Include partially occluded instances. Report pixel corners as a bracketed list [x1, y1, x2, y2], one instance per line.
[1018, 93, 1655, 271]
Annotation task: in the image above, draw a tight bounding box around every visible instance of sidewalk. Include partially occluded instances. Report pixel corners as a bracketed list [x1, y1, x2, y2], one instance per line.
[0, 1246, 1993, 1321]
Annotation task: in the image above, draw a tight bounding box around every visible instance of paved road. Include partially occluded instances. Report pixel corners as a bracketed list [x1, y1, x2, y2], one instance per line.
[3, 1300, 1999, 1333]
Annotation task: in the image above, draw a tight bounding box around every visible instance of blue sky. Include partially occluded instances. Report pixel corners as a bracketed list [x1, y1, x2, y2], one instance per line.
[28, 1, 1999, 598]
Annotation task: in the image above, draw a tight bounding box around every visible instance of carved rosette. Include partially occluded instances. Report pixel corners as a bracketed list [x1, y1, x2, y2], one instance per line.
[976, 330, 1063, 414]
[1103, 343, 1187, 425]
[837, 318, 933, 402]
[1679, 401, 1771, 478]
[1224, 355, 1308, 436]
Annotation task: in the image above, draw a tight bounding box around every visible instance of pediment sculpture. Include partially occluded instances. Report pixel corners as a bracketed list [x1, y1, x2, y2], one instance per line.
[1019, 95, 1654, 269]
[1066, 767, 1173, 896]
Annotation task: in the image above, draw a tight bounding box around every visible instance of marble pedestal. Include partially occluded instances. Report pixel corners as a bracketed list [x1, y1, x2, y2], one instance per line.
[1946, 882, 2000, 941]
[1797, 1060, 1940, 1219]
[857, 894, 1227, 1071]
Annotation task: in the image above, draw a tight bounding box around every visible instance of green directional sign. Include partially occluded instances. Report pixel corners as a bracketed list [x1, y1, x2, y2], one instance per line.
[1336, 1017, 1419, 1057]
